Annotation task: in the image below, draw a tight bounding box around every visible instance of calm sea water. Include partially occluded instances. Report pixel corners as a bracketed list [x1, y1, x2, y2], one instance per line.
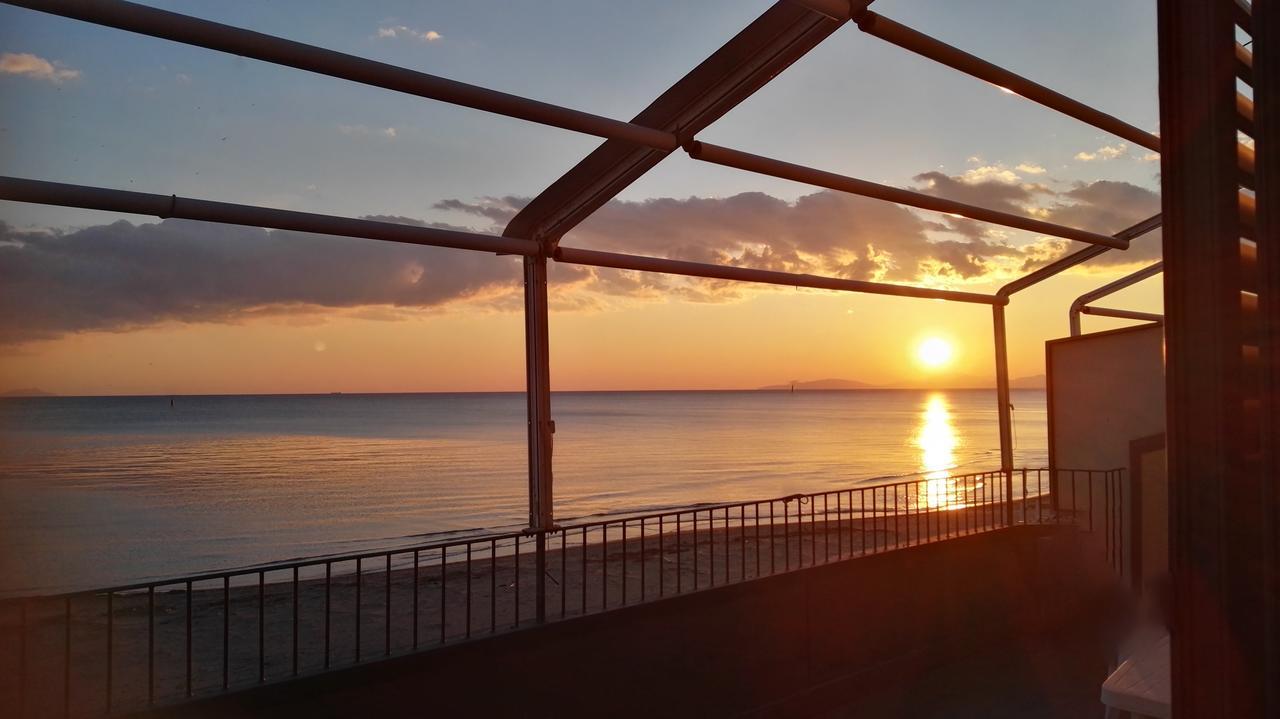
[0, 390, 1046, 596]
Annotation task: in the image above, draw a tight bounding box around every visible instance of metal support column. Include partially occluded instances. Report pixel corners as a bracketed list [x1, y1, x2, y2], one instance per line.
[523, 254, 554, 623]
[992, 304, 1015, 525]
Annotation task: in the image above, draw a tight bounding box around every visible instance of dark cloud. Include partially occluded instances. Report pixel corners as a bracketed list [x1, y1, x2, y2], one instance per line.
[0, 219, 520, 344]
[432, 197, 525, 224]
[911, 170, 1161, 267]
[0, 175, 1162, 345]
[912, 170, 1045, 215]
[1027, 181, 1164, 267]
[567, 190, 938, 279]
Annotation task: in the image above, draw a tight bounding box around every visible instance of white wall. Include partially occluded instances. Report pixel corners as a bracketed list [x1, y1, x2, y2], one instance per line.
[1048, 324, 1165, 471]
[1047, 323, 1165, 585]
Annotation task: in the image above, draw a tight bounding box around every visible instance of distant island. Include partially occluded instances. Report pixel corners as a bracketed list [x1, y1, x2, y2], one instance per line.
[1, 388, 56, 397]
[758, 375, 1046, 391]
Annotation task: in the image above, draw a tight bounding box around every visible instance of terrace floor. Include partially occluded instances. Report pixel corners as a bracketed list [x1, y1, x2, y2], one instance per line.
[816, 623, 1114, 718]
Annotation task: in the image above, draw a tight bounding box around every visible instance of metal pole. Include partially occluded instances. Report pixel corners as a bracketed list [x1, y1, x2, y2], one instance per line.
[1068, 309, 1083, 338]
[992, 304, 1014, 527]
[856, 11, 1160, 152]
[3, 0, 678, 151]
[1068, 261, 1164, 336]
[1078, 306, 1165, 323]
[685, 141, 1127, 249]
[554, 246, 1003, 304]
[787, 0, 857, 21]
[523, 254, 554, 623]
[856, 12, 1261, 184]
[0, 176, 540, 256]
[506, 0, 846, 248]
[997, 214, 1163, 298]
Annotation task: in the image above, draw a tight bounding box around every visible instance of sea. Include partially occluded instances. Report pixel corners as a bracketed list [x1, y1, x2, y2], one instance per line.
[0, 389, 1047, 597]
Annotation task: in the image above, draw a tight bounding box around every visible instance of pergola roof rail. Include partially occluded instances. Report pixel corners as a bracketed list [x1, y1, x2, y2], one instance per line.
[787, 0, 855, 21]
[1068, 261, 1164, 335]
[4, 0, 679, 151]
[1078, 306, 1164, 324]
[854, 11, 1257, 187]
[685, 140, 1129, 249]
[0, 176, 541, 256]
[553, 245, 1001, 305]
[997, 214, 1163, 298]
[504, 1, 849, 246]
[855, 11, 1160, 152]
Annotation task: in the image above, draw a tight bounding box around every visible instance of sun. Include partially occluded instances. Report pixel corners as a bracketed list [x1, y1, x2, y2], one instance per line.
[916, 337, 954, 369]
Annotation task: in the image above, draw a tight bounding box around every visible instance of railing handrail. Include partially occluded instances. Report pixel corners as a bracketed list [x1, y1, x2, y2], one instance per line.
[4, 466, 1127, 718]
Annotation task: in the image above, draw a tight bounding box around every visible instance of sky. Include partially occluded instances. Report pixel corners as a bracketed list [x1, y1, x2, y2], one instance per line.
[0, 0, 1166, 395]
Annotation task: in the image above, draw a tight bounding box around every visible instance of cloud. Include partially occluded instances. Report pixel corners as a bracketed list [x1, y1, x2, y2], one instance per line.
[960, 165, 1021, 185]
[1075, 143, 1128, 162]
[0, 219, 520, 345]
[1016, 163, 1046, 174]
[1098, 144, 1127, 159]
[337, 124, 397, 139]
[912, 169, 1046, 216]
[376, 25, 442, 42]
[0, 52, 80, 83]
[0, 176, 1162, 345]
[434, 197, 525, 224]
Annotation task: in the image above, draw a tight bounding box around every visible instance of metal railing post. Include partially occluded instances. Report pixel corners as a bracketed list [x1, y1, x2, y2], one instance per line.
[992, 304, 1015, 527]
[523, 253, 554, 625]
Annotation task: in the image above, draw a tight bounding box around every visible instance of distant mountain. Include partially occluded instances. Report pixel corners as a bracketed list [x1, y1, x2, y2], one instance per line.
[758, 378, 878, 391]
[1009, 374, 1046, 389]
[1, 388, 55, 397]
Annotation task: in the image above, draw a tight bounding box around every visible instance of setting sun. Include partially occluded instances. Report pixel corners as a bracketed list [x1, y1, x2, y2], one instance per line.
[916, 337, 954, 369]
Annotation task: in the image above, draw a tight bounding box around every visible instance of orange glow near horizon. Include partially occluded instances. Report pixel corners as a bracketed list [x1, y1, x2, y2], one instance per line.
[0, 268, 1163, 396]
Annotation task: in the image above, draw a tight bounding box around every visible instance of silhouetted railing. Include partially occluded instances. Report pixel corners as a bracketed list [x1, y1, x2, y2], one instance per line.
[0, 467, 1123, 717]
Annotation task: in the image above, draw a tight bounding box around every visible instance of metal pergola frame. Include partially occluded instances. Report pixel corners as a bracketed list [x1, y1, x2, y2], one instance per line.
[1068, 261, 1165, 336]
[0, 0, 1193, 614]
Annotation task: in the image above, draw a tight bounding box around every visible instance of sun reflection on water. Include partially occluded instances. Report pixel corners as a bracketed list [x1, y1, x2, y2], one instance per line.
[915, 393, 961, 509]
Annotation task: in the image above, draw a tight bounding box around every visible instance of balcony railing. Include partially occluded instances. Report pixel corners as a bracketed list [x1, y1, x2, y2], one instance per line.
[0, 467, 1123, 718]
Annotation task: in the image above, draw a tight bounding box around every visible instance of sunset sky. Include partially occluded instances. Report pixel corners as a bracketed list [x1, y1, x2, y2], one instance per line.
[0, 0, 1165, 395]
